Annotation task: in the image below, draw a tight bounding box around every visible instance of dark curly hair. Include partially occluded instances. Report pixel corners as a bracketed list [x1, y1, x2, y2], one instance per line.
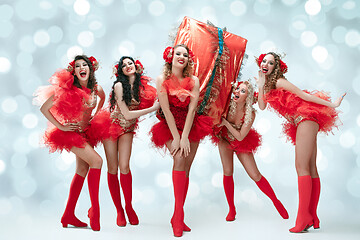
[261, 52, 287, 91]
[72, 55, 97, 92]
[109, 56, 142, 112]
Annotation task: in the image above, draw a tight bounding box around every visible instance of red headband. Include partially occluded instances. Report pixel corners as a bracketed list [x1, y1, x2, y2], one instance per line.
[163, 46, 195, 64]
[257, 53, 288, 74]
[67, 56, 99, 74]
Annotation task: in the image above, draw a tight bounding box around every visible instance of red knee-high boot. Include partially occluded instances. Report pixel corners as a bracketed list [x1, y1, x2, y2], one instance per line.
[183, 177, 191, 232]
[107, 172, 126, 226]
[61, 174, 88, 228]
[87, 168, 101, 231]
[120, 171, 139, 225]
[289, 175, 313, 233]
[172, 170, 186, 237]
[309, 177, 320, 229]
[223, 175, 236, 221]
[255, 176, 289, 219]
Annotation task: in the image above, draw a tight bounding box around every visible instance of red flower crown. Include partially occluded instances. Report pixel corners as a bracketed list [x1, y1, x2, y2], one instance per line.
[67, 56, 99, 74]
[113, 59, 144, 77]
[163, 46, 195, 64]
[257, 53, 288, 74]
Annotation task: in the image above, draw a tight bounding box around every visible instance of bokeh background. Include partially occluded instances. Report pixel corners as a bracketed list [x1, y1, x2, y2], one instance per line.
[0, 0, 359, 239]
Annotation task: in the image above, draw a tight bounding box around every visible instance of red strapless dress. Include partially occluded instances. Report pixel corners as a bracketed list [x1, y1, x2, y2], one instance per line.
[265, 88, 340, 145]
[150, 76, 213, 149]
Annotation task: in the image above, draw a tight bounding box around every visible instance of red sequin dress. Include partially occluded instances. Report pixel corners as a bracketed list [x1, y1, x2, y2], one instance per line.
[150, 76, 213, 149]
[265, 88, 340, 145]
[35, 69, 98, 153]
[88, 76, 157, 146]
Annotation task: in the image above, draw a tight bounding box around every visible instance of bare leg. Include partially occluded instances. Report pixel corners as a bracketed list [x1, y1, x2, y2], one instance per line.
[290, 120, 319, 233]
[218, 140, 236, 221]
[103, 139, 126, 226]
[70, 144, 103, 169]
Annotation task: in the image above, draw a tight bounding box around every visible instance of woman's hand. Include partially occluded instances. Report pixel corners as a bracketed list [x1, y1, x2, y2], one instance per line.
[332, 93, 347, 108]
[254, 70, 266, 88]
[170, 137, 180, 157]
[60, 123, 79, 132]
[180, 137, 190, 158]
[152, 100, 161, 111]
[218, 117, 228, 127]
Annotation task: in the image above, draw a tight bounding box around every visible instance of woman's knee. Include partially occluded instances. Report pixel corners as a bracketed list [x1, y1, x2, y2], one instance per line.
[119, 162, 130, 174]
[92, 155, 103, 169]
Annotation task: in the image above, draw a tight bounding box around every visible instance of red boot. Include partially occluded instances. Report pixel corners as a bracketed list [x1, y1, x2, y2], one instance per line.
[172, 176, 191, 232]
[108, 172, 126, 226]
[87, 168, 101, 231]
[223, 175, 236, 221]
[61, 174, 88, 228]
[171, 170, 186, 237]
[120, 171, 139, 225]
[183, 177, 191, 232]
[289, 175, 313, 233]
[255, 176, 289, 219]
[309, 177, 320, 229]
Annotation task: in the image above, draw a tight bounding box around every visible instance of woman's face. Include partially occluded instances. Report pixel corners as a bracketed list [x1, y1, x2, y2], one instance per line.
[233, 83, 248, 104]
[121, 58, 136, 76]
[260, 54, 275, 75]
[74, 59, 90, 84]
[172, 46, 189, 69]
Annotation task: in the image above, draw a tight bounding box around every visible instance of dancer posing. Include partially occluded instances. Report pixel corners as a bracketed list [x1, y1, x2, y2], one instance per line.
[35, 55, 105, 231]
[150, 44, 212, 237]
[255, 52, 345, 233]
[212, 81, 288, 221]
[89, 57, 159, 226]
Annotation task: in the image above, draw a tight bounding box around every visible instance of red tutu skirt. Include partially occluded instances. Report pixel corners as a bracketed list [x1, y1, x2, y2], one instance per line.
[150, 113, 213, 149]
[211, 127, 262, 154]
[266, 88, 340, 145]
[87, 109, 138, 147]
[43, 125, 93, 153]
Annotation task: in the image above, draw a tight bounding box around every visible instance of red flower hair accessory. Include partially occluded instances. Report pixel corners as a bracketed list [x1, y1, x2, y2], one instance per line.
[67, 56, 99, 74]
[163, 46, 174, 64]
[256, 53, 288, 74]
[253, 92, 259, 105]
[135, 60, 144, 74]
[113, 64, 119, 77]
[188, 49, 195, 62]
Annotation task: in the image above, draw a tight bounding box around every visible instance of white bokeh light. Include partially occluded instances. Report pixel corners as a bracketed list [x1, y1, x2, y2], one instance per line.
[345, 30, 360, 47]
[0, 57, 11, 73]
[305, 0, 321, 16]
[67, 46, 83, 60]
[156, 172, 171, 188]
[255, 118, 271, 134]
[33, 30, 50, 47]
[73, 0, 90, 16]
[148, 0, 165, 16]
[118, 40, 135, 56]
[0, 159, 5, 175]
[230, 1, 247, 16]
[1, 97, 18, 113]
[22, 113, 38, 129]
[339, 131, 356, 148]
[312, 46, 328, 63]
[357, 114, 360, 127]
[211, 172, 223, 188]
[77, 31, 94, 47]
[301, 31, 318, 47]
[61, 151, 75, 165]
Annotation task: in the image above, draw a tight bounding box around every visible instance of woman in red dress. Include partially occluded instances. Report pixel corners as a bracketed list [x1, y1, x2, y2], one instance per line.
[255, 52, 346, 233]
[150, 44, 212, 237]
[88, 56, 159, 226]
[35, 55, 105, 231]
[212, 80, 288, 222]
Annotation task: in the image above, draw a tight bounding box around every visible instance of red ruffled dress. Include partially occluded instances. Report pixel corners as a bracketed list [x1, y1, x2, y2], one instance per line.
[150, 76, 213, 149]
[211, 116, 262, 154]
[88, 77, 157, 146]
[35, 69, 98, 153]
[265, 88, 340, 145]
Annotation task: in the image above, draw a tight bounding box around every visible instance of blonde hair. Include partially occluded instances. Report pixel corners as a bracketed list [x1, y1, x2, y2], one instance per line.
[229, 81, 256, 127]
[162, 44, 194, 79]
